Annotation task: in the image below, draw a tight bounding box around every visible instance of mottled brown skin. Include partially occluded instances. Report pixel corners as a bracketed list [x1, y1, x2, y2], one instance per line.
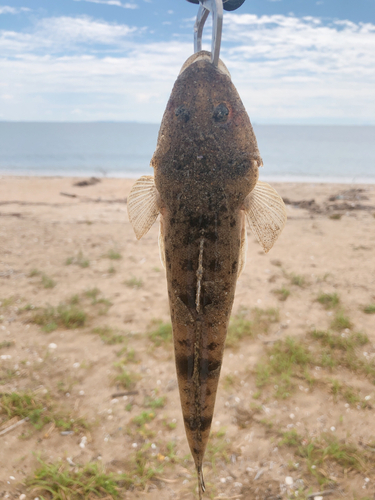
[152, 52, 261, 485]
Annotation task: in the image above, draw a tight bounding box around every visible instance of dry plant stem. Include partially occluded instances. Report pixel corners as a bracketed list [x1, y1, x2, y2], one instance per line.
[153, 476, 179, 483]
[306, 490, 335, 499]
[111, 390, 139, 398]
[0, 417, 29, 436]
[213, 496, 244, 499]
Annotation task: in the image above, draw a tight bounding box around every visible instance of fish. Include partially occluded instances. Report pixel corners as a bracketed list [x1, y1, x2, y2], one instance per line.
[127, 50, 287, 497]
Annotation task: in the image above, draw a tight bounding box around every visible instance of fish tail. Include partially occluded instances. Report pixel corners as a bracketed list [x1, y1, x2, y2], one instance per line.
[197, 465, 205, 499]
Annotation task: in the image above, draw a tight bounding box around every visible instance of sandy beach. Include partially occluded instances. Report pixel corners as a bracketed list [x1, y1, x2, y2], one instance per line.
[1, 175, 375, 500]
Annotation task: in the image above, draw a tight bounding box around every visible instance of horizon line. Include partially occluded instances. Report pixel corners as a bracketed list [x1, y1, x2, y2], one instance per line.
[0, 121, 374, 126]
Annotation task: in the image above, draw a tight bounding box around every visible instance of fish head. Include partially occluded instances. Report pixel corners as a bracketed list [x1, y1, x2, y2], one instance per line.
[153, 51, 261, 210]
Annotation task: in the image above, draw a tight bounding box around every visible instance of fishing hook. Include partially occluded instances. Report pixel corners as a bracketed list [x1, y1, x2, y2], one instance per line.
[186, 0, 246, 66]
[195, 0, 223, 67]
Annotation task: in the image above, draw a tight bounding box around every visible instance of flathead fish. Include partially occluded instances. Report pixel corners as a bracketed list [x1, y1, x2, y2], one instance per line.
[128, 51, 287, 497]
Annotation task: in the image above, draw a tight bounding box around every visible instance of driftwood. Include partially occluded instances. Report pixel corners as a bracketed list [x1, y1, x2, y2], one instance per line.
[73, 177, 101, 187]
[60, 192, 127, 204]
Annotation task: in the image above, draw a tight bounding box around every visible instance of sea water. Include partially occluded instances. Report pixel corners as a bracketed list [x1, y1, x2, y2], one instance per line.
[0, 122, 374, 183]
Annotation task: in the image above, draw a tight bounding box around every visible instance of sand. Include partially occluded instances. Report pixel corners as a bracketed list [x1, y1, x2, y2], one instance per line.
[0, 175, 375, 500]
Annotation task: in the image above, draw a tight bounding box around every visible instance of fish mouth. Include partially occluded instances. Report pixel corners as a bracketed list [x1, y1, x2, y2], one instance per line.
[179, 50, 231, 79]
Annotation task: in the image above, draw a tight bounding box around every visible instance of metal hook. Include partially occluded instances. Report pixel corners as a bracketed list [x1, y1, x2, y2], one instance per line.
[193, 0, 223, 67]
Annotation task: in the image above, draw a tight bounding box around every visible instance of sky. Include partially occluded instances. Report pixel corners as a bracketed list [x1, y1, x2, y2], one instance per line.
[0, 0, 374, 124]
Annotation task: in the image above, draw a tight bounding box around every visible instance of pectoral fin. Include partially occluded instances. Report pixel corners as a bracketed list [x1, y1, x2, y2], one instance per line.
[243, 181, 287, 253]
[127, 175, 160, 240]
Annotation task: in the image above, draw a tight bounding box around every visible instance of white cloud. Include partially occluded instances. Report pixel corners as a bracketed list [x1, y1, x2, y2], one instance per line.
[217, 14, 375, 123]
[0, 16, 140, 54]
[219, 14, 375, 79]
[0, 5, 30, 14]
[73, 0, 139, 8]
[0, 13, 374, 123]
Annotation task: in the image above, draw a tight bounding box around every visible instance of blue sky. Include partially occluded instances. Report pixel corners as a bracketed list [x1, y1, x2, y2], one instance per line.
[0, 0, 374, 124]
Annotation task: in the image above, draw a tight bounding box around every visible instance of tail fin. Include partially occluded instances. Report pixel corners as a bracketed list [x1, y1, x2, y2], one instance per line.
[197, 466, 205, 499]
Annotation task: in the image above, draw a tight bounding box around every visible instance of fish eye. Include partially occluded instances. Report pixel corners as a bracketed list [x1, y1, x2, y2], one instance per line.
[175, 106, 190, 123]
[213, 103, 229, 122]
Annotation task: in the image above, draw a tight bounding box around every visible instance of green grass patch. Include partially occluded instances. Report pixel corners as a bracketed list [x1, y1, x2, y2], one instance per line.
[330, 311, 353, 331]
[68, 294, 80, 306]
[252, 307, 279, 335]
[363, 304, 375, 314]
[124, 277, 143, 289]
[130, 446, 163, 486]
[205, 428, 231, 469]
[320, 348, 337, 369]
[113, 361, 137, 389]
[29, 268, 41, 278]
[1, 297, 16, 308]
[116, 346, 136, 363]
[84, 287, 100, 301]
[28, 269, 56, 288]
[41, 274, 56, 289]
[279, 429, 369, 484]
[31, 304, 87, 332]
[0, 392, 88, 435]
[147, 320, 172, 347]
[0, 368, 18, 386]
[317, 292, 340, 309]
[50, 304, 86, 329]
[26, 444, 164, 498]
[289, 273, 306, 287]
[226, 307, 279, 348]
[162, 419, 177, 430]
[311, 329, 375, 381]
[256, 337, 313, 398]
[76, 251, 90, 268]
[17, 303, 36, 313]
[329, 379, 368, 407]
[144, 395, 166, 409]
[133, 411, 156, 427]
[92, 326, 125, 345]
[223, 373, 237, 390]
[272, 286, 290, 301]
[26, 459, 123, 499]
[0, 341, 14, 350]
[113, 370, 136, 390]
[226, 309, 253, 348]
[105, 249, 122, 260]
[311, 329, 368, 351]
[84, 288, 112, 314]
[65, 251, 90, 268]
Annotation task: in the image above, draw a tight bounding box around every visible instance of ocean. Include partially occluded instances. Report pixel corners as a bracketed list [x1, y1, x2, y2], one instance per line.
[0, 122, 374, 183]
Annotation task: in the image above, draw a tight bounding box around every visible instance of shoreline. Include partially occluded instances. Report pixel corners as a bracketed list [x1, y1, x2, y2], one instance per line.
[1, 172, 375, 185]
[1, 176, 374, 208]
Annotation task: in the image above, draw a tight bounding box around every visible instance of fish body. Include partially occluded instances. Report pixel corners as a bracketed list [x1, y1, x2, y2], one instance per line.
[128, 51, 286, 496]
